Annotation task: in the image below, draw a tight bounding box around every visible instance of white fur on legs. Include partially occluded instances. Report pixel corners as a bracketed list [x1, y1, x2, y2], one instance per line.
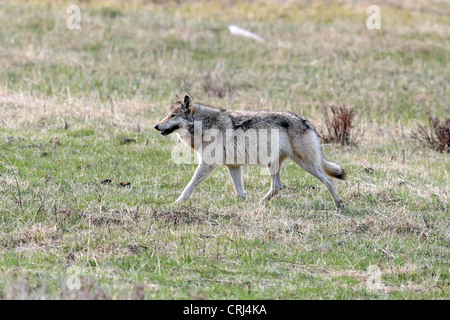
[175, 162, 216, 203]
[261, 156, 286, 202]
[226, 166, 247, 199]
[262, 169, 283, 201]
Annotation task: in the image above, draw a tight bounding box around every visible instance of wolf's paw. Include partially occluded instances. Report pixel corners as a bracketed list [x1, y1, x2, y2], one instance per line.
[260, 195, 272, 204]
[174, 196, 191, 206]
[261, 191, 277, 202]
[336, 200, 345, 209]
[174, 197, 185, 204]
[237, 192, 247, 199]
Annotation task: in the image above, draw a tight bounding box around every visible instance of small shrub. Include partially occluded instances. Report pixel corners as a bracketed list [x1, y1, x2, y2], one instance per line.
[319, 105, 356, 145]
[411, 117, 450, 153]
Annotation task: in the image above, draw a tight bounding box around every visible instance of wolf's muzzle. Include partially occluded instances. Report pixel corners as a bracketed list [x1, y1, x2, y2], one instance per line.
[154, 125, 180, 136]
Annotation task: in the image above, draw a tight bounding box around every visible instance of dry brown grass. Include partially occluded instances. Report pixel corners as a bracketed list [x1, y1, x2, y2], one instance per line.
[411, 117, 450, 153]
[319, 105, 356, 145]
[0, 87, 157, 128]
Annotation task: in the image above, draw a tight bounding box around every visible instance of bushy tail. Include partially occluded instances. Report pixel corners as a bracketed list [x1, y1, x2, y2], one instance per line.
[322, 159, 346, 180]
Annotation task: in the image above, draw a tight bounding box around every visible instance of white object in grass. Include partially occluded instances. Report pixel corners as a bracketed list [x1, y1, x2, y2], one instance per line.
[228, 25, 265, 43]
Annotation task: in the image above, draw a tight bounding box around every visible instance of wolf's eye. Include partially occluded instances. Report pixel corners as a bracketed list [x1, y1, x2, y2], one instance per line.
[170, 114, 177, 118]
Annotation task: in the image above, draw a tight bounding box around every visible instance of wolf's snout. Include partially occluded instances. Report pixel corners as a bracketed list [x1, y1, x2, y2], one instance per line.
[154, 123, 178, 136]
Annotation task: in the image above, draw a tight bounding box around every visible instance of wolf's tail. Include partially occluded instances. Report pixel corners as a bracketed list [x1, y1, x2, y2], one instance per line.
[322, 159, 346, 180]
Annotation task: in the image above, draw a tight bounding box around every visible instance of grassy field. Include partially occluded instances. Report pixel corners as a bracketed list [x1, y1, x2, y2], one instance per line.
[0, 0, 449, 299]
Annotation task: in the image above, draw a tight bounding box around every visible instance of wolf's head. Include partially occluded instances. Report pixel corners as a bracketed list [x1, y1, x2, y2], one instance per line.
[154, 94, 195, 136]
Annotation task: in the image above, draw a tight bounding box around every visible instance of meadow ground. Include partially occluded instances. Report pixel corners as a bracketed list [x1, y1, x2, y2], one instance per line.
[0, 0, 448, 299]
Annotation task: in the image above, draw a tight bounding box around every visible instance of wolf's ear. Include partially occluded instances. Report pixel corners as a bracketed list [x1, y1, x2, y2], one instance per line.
[174, 93, 181, 103]
[181, 94, 193, 110]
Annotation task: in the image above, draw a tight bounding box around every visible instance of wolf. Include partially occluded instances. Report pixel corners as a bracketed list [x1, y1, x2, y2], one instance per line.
[154, 94, 346, 208]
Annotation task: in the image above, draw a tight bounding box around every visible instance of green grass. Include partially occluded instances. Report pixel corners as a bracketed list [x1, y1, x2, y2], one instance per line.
[0, 0, 448, 299]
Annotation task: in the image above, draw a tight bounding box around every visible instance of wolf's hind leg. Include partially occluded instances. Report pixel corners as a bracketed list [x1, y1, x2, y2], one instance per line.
[226, 165, 247, 199]
[292, 157, 343, 208]
[175, 162, 216, 203]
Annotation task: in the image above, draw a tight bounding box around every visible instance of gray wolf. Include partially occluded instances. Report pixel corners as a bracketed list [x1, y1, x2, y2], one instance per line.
[154, 94, 346, 208]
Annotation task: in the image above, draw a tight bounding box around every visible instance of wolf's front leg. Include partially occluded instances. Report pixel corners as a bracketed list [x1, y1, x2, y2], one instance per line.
[262, 170, 283, 202]
[174, 162, 217, 204]
[226, 165, 247, 199]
